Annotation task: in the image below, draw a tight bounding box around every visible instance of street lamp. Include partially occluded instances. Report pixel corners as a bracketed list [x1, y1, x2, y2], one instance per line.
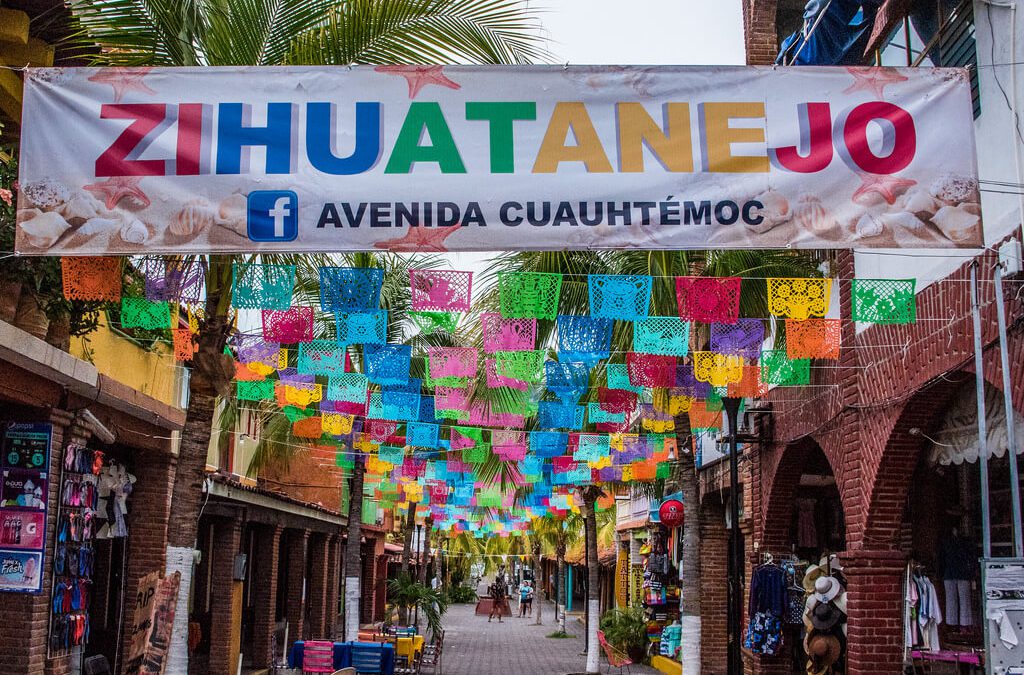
[722, 396, 743, 675]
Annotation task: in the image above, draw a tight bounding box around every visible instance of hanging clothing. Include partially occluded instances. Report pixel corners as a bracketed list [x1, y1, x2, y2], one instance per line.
[797, 499, 818, 549]
[95, 463, 136, 539]
[943, 579, 972, 627]
[746, 564, 788, 656]
[904, 566, 920, 649]
[914, 573, 943, 651]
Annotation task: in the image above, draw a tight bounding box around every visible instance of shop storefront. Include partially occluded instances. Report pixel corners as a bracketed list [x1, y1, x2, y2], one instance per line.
[0, 321, 182, 675]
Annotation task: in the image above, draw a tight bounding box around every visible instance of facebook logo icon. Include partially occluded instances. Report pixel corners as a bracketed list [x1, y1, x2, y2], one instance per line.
[247, 190, 298, 242]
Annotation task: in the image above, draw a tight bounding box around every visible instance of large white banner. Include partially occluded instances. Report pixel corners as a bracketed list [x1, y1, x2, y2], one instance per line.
[17, 65, 981, 254]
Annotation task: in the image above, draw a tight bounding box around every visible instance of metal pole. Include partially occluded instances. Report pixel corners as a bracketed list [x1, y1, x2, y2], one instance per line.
[993, 262, 1023, 558]
[723, 396, 743, 675]
[971, 263, 993, 558]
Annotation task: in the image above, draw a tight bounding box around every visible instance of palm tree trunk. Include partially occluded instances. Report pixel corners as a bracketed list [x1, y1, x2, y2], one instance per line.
[533, 543, 543, 625]
[557, 539, 567, 634]
[344, 455, 366, 641]
[418, 516, 433, 585]
[678, 448, 702, 675]
[401, 501, 418, 575]
[165, 263, 234, 675]
[582, 489, 601, 674]
[399, 501, 418, 625]
[164, 388, 218, 674]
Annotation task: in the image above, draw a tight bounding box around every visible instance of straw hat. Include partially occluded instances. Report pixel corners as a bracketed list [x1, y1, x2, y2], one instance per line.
[803, 564, 825, 594]
[813, 576, 841, 604]
[807, 634, 841, 675]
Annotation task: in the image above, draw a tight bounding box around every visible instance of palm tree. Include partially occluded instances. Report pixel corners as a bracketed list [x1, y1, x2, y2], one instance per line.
[578, 484, 604, 673]
[532, 512, 583, 634]
[484, 249, 823, 673]
[72, 3, 547, 667]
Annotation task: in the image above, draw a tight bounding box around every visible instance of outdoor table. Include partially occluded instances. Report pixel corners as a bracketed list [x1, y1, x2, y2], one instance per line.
[394, 635, 424, 664]
[288, 640, 396, 674]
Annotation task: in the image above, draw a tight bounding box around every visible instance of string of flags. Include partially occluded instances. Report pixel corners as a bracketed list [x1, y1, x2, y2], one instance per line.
[58, 257, 921, 535]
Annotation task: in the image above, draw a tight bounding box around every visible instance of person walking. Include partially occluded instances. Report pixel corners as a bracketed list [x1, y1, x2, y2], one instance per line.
[518, 579, 534, 618]
[488, 575, 509, 623]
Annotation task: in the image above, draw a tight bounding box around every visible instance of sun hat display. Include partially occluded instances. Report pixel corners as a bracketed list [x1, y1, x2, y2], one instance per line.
[810, 601, 844, 631]
[807, 633, 841, 675]
[813, 576, 841, 603]
[802, 564, 824, 593]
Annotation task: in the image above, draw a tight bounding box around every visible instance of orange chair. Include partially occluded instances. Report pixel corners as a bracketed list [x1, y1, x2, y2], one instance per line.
[302, 640, 336, 674]
[597, 630, 634, 675]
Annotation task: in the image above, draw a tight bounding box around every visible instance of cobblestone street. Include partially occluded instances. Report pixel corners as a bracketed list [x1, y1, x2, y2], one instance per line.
[441, 600, 660, 675]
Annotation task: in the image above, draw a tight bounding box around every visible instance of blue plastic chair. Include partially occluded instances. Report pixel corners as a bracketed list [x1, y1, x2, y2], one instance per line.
[349, 643, 385, 674]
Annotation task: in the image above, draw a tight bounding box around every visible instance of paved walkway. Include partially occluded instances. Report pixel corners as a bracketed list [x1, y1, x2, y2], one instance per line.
[441, 599, 660, 675]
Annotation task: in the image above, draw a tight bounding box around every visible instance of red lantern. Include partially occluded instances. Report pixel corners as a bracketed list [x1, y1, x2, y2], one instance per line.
[659, 499, 685, 528]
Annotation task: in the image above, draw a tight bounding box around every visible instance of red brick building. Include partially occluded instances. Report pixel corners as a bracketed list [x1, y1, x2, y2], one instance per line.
[736, 2, 1024, 674]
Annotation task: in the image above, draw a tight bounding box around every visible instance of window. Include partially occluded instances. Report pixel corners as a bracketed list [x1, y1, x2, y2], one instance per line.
[877, 0, 980, 117]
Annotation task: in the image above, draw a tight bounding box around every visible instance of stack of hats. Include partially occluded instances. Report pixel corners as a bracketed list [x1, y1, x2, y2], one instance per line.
[802, 556, 847, 675]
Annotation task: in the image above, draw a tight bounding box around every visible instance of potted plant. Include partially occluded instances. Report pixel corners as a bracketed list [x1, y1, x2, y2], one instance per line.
[386, 572, 450, 637]
[599, 607, 649, 663]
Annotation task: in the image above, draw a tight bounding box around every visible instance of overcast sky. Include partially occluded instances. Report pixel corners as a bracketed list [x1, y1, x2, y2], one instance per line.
[538, 0, 746, 65]
[448, 1, 746, 276]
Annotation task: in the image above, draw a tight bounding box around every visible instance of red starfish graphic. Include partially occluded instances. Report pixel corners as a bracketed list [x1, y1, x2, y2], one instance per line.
[374, 65, 461, 98]
[375, 226, 460, 252]
[83, 176, 151, 210]
[87, 67, 156, 103]
[852, 172, 917, 205]
[842, 67, 908, 98]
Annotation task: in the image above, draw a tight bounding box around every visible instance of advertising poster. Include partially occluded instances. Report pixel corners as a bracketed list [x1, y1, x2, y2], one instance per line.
[1, 469, 48, 509]
[1, 511, 46, 549]
[0, 549, 43, 592]
[17, 65, 981, 254]
[124, 571, 181, 675]
[0, 423, 51, 593]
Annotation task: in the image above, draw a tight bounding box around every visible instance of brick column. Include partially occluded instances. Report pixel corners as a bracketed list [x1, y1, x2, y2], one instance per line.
[285, 528, 310, 640]
[326, 534, 341, 637]
[306, 533, 330, 639]
[251, 525, 283, 669]
[120, 446, 176, 663]
[842, 549, 907, 675]
[207, 516, 243, 675]
[699, 502, 729, 675]
[360, 540, 377, 625]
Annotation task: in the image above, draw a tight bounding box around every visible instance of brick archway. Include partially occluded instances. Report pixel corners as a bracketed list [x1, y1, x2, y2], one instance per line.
[760, 436, 844, 553]
[861, 372, 990, 547]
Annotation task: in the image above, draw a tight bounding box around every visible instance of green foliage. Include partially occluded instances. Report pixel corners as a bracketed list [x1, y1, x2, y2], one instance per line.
[442, 583, 477, 604]
[386, 572, 449, 636]
[546, 630, 574, 639]
[599, 607, 648, 653]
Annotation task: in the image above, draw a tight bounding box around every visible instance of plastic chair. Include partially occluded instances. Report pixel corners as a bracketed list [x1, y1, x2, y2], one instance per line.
[349, 643, 385, 674]
[303, 640, 336, 674]
[83, 656, 111, 675]
[597, 630, 633, 675]
[418, 630, 444, 675]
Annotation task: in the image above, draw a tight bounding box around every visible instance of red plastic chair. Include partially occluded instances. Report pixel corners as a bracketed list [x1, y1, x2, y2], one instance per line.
[597, 630, 633, 675]
[302, 640, 336, 674]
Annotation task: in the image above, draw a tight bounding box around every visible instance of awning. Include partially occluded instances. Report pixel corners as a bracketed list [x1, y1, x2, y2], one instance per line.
[929, 383, 1024, 466]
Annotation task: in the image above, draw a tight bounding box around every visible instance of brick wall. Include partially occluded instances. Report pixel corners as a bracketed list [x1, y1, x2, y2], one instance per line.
[744, 0, 779, 65]
[207, 516, 243, 675]
[251, 524, 283, 668]
[285, 528, 310, 640]
[306, 533, 330, 639]
[120, 446, 177, 664]
[699, 499, 729, 674]
[744, 226, 1024, 667]
[327, 534, 341, 637]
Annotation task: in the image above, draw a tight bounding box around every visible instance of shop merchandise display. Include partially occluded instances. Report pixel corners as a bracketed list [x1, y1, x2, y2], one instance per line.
[47, 444, 129, 655]
[636, 532, 680, 656]
[746, 559, 788, 655]
[905, 563, 944, 651]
